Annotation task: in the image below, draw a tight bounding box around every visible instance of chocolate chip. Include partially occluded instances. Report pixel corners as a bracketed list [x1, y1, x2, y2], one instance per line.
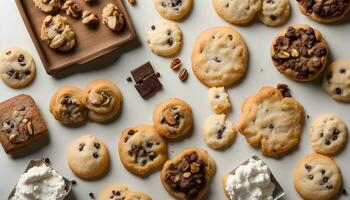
[79, 143, 85, 151]
[343, 189, 348, 195]
[44, 158, 50, 164]
[151, 25, 155, 30]
[314, 47, 327, 57]
[340, 69, 346, 73]
[332, 134, 338, 141]
[333, 128, 340, 135]
[94, 143, 100, 149]
[5, 51, 11, 55]
[167, 38, 174, 46]
[327, 185, 333, 190]
[269, 124, 274, 129]
[320, 132, 324, 138]
[71, 180, 77, 185]
[156, 72, 161, 77]
[128, 129, 135, 135]
[93, 152, 99, 159]
[18, 54, 26, 66]
[335, 88, 342, 94]
[308, 174, 314, 180]
[89, 192, 95, 199]
[325, 140, 331, 145]
[126, 77, 132, 82]
[321, 169, 325, 174]
[305, 164, 312, 171]
[270, 15, 276, 20]
[323, 177, 329, 183]
[146, 141, 153, 148]
[116, 191, 121, 196]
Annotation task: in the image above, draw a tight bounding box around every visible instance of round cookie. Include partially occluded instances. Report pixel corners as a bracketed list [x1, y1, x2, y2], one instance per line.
[145, 21, 182, 57]
[125, 192, 152, 200]
[238, 86, 304, 157]
[67, 135, 110, 179]
[192, 27, 248, 87]
[0, 47, 36, 88]
[296, 0, 350, 23]
[32, 0, 62, 13]
[271, 24, 328, 81]
[49, 86, 88, 126]
[152, 98, 193, 139]
[98, 184, 129, 200]
[322, 61, 350, 102]
[160, 148, 216, 200]
[294, 154, 342, 200]
[102, 3, 125, 31]
[202, 114, 237, 150]
[118, 125, 168, 176]
[258, 0, 291, 27]
[311, 114, 348, 155]
[212, 0, 262, 25]
[153, 0, 193, 21]
[82, 80, 123, 123]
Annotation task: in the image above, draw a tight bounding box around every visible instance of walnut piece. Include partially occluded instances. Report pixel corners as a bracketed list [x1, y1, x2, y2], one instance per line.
[82, 10, 99, 25]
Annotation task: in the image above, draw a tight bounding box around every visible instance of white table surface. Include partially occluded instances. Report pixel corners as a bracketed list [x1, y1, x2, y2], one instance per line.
[0, 0, 349, 199]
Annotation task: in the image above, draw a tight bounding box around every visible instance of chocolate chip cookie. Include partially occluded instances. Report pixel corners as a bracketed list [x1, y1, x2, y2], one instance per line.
[258, 0, 291, 27]
[118, 125, 167, 176]
[271, 24, 328, 81]
[98, 184, 129, 200]
[0, 47, 36, 88]
[32, 0, 62, 13]
[153, 0, 193, 21]
[152, 98, 193, 139]
[102, 3, 124, 31]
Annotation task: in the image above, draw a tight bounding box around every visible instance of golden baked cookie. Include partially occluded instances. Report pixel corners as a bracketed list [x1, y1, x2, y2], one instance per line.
[153, 0, 193, 21]
[102, 3, 124, 31]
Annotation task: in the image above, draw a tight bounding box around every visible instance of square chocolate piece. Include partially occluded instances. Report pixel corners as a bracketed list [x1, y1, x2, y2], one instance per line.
[131, 62, 155, 83]
[0, 94, 48, 154]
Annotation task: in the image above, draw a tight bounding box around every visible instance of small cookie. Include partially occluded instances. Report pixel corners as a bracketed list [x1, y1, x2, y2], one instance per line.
[208, 87, 231, 113]
[61, 0, 82, 18]
[311, 114, 348, 155]
[153, 0, 193, 21]
[202, 114, 237, 150]
[322, 61, 350, 102]
[296, 0, 350, 23]
[258, 0, 291, 27]
[160, 148, 216, 200]
[0, 47, 36, 88]
[271, 24, 328, 81]
[49, 86, 88, 125]
[125, 192, 152, 200]
[238, 87, 304, 157]
[40, 15, 76, 51]
[152, 98, 193, 139]
[98, 184, 129, 200]
[145, 21, 182, 57]
[212, 0, 262, 25]
[32, 0, 62, 13]
[118, 125, 167, 176]
[102, 3, 125, 31]
[294, 154, 342, 200]
[192, 27, 248, 87]
[67, 135, 110, 179]
[82, 80, 123, 123]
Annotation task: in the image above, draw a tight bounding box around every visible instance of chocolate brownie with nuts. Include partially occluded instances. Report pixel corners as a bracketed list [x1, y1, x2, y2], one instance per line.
[0, 94, 48, 154]
[271, 24, 328, 81]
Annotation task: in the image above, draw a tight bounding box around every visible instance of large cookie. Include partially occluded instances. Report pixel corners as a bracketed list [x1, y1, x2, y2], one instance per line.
[294, 154, 342, 200]
[238, 86, 304, 157]
[153, 0, 193, 21]
[192, 27, 248, 87]
[258, 0, 291, 27]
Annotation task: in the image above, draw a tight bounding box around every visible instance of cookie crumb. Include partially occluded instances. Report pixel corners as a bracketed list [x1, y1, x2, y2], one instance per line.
[89, 192, 95, 199]
[128, 0, 136, 5]
[126, 77, 132, 82]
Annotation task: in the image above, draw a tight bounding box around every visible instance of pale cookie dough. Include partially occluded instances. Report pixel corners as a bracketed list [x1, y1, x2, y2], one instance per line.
[322, 61, 350, 103]
[208, 87, 231, 113]
[118, 125, 167, 176]
[258, 0, 291, 27]
[67, 135, 110, 179]
[82, 80, 123, 123]
[0, 47, 36, 88]
[32, 0, 62, 13]
[152, 98, 193, 139]
[125, 192, 152, 200]
[202, 114, 237, 150]
[98, 184, 129, 200]
[145, 21, 182, 57]
[238, 87, 304, 157]
[212, 0, 262, 25]
[40, 15, 76, 51]
[102, 3, 125, 31]
[192, 27, 248, 87]
[153, 0, 193, 21]
[294, 154, 342, 200]
[311, 114, 348, 155]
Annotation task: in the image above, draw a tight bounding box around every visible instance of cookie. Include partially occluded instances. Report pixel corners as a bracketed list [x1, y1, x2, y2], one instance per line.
[296, 0, 350, 23]
[160, 148, 216, 200]
[192, 27, 248, 87]
[98, 184, 129, 200]
[153, 0, 193, 21]
[212, 0, 262, 25]
[152, 98, 193, 139]
[311, 114, 348, 155]
[294, 154, 342, 200]
[322, 61, 350, 102]
[82, 80, 123, 123]
[32, 0, 62, 13]
[258, 0, 291, 27]
[208, 87, 231, 114]
[49, 86, 88, 126]
[125, 192, 152, 200]
[145, 21, 182, 57]
[0, 47, 36, 88]
[238, 87, 304, 157]
[271, 24, 328, 81]
[118, 125, 167, 176]
[102, 3, 125, 31]
[61, 0, 82, 18]
[40, 15, 76, 51]
[67, 135, 110, 179]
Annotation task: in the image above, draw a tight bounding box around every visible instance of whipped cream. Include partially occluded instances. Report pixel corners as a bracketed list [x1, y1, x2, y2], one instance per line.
[12, 164, 67, 200]
[225, 158, 275, 200]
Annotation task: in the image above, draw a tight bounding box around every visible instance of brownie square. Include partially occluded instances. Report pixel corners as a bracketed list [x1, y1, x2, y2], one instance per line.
[0, 94, 48, 154]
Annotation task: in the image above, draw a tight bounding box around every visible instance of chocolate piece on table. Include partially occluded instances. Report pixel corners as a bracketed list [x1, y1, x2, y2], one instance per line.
[131, 62, 162, 98]
[131, 62, 155, 83]
[0, 94, 48, 154]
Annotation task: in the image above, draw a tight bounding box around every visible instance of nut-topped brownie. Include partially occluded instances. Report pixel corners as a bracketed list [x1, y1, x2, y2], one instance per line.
[0, 94, 48, 154]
